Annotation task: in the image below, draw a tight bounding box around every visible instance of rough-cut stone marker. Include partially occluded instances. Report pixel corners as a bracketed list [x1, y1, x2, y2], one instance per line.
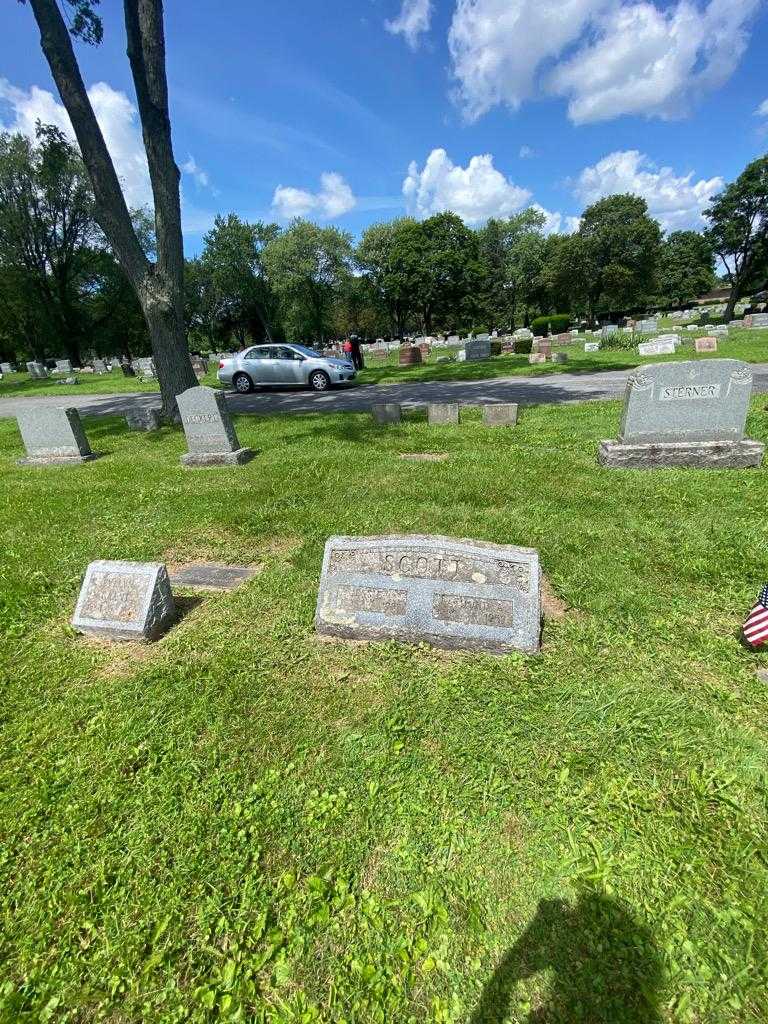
[177, 386, 254, 466]
[16, 406, 95, 465]
[528, 353, 547, 364]
[372, 402, 401, 425]
[72, 560, 176, 641]
[695, 336, 718, 353]
[125, 407, 162, 431]
[482, 403, 518, 427]
[315, 535, 541, 654]
[169, 563, 257, 590]
[428, 402, 459, 426]
[598, 358, 764, 469]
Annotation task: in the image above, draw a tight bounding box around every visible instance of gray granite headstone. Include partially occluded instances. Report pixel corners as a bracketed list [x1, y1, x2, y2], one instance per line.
[465, 338, 491, 361]
[16, 406, 95, 465]
[55, 359, 72, 374]
[599, 358, 764, 469]
[748, 312, 768, 328]
[27, 361, 48, 379]
[584, 342, 600, 352]
[428, 403, 459, 426]
[482, 403, 518, 427]
[550, 353, 568, 364]
[135, 357, 156, 377]
[177, 386, 254, 466]
[169, 563, 257, 590]
[93, 358, 107, 374]
[601, 324, 618, 337]
[372, 402, 402, 425]
[72, 560, 176, 641]
[315, 535, 541, 654]
[125, 407, 162, 431]
[0, 361, 12, 374]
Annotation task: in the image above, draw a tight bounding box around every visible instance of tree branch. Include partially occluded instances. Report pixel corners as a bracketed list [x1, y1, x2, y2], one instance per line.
[27, 0, 149, 288]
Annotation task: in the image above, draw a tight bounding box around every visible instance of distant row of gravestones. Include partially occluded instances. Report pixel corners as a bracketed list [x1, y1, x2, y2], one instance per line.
[13, 359, 765, 472]
[5, 354, 211, 381]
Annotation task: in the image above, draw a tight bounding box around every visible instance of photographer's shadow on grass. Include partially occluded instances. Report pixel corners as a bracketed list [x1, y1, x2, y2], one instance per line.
[471, 892, 663, 1024]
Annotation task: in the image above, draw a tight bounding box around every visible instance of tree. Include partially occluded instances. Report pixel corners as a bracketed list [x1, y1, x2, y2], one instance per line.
[655, 231, 715, 307]
[705, 155, 768, 321]
[356, 218, 423, 337]
[419, 212, 483, 333]
[22, 0, 198, 416]
[477, 209, 546, 328]
[0, 125, 99, 366]
[199, 214, 280, 347]
[263, 220, 352, 344]
[577, 195, 662, 318]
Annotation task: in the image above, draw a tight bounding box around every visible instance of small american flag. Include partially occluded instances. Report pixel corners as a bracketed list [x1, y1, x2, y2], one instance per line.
[743, 584, 768, 647]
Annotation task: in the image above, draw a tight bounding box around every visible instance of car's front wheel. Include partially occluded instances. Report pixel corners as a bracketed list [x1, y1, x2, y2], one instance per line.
[232, 372, 253, 394]
[309, 370, 331, 392]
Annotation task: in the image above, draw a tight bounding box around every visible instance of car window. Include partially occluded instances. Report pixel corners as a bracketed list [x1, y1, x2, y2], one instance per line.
[247, 346, 273, 360]
[276, 346, 302, 361]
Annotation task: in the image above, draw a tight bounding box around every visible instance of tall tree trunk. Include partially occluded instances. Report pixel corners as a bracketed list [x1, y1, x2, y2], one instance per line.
[27, 0, 198, 418]
[723, 283, 740, 323]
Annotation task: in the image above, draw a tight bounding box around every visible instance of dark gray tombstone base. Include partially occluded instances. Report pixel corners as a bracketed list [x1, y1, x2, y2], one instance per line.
[598, 438, 764, 469]
[181, 447, 254, 467]
[18, 453, 98, 466]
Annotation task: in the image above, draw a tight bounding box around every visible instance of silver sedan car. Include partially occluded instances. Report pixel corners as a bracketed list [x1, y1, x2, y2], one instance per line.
[217, 343, 356, 394]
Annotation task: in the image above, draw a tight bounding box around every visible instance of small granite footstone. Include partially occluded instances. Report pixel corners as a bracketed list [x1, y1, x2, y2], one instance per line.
[169, 563, 257, 590]
[372, 402, 401, 425]
[72, 560, 176, 641]
[126, 407, 162, 432]
[16, 406, 95, 465]
[482, 403, 518, 427]
[177, 386, 254, 467]
[599, 358, 764, 469]
[315, 534, 541, 655]
[428, 403, 459, 426]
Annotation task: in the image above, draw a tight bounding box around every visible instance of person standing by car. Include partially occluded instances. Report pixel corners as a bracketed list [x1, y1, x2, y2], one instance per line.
[350, 334, 364, 370]
[343, 338, 353, 361]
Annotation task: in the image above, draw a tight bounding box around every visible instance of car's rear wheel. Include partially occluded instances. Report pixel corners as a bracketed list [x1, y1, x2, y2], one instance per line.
[309, 370, 331, 392]
[233, 372, 253, 394]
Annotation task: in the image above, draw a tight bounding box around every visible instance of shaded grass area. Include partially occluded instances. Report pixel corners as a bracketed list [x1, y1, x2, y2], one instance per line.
[0, 367, 221, 399]
[1, 401, 768, 1022]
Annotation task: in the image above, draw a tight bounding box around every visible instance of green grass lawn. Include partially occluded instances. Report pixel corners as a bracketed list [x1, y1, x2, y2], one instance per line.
[0, 367, 222, 400]
[1, 399, 768, 1022]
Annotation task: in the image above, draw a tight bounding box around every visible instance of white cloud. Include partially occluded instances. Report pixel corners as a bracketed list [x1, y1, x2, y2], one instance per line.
[0, 78, 152, 209]
[533, 204, 582, 235]
[385, 0, 433, 50]
[756, 98, 768, 117]
[271, 172, 356, 220]
[573, 150, 723, 230]
[181, 154, 210, 189]
[448, 0, 759, 124]
[519, 145, 537, 159]
[403, 148, 531, 224]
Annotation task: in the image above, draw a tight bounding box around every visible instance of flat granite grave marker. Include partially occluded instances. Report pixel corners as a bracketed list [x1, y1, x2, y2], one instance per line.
[72, 560, 176, 641]
[315, 535, 541, 654]
[177, 386, 254, 466]
[16, 406, 95, 465]
[428, 403, 459, 426]
[482, 403, 518, 427]
[372, 402, 402, 425]
[638, 340, 676, 356]
[169, 563, 257, 590]
[598, 358, 764, 469]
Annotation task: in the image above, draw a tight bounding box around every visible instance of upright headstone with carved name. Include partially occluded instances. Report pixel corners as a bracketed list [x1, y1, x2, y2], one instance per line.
[72, 560, 176, 641]
[55, 359, 72, 374]
[16, 406, 95, 465]
[598, 358, 764, 469]
[465, 338, 491, 361]
[316, 535, 541, 654]
[27, 361, 48, 378]
[177, 385, 254, 466]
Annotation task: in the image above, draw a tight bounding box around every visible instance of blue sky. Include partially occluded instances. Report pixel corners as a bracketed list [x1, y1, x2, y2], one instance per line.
[2, 0, 767, 253]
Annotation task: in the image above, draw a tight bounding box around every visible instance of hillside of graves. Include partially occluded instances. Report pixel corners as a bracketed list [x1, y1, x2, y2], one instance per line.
[1, 395, 767, 1022]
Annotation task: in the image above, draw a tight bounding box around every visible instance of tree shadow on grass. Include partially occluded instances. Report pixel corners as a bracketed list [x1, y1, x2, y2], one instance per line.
[471, 892, 663, 1024]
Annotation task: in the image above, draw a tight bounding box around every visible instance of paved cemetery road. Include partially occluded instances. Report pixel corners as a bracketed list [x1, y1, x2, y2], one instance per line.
[3, 364, 768, 419]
